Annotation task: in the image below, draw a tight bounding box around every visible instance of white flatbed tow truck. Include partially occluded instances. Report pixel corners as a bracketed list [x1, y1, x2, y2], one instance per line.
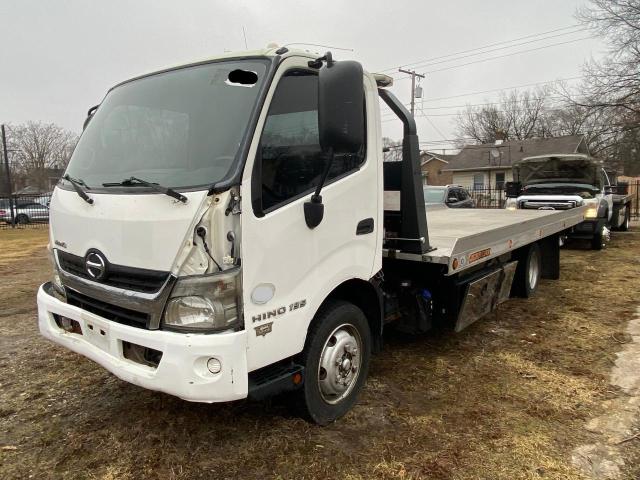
[37, 47, 586, 425]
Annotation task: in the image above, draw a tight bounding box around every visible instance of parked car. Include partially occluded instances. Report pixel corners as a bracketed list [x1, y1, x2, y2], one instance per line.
[424, 185, 475, 208]
[0, 198, 50, 224]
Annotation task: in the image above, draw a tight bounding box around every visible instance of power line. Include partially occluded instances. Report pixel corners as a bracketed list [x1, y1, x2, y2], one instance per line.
[414, 76, 583, 103]
[380, 98, 569, 118]
[386, 27, 589, 74]
[417, 36, 597, 76]
[378, 24, 582, 73]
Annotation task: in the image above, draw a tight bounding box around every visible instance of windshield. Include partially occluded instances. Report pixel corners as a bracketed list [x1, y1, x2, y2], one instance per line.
[515, 157, 599, 187]
[64, 59, 269, 190]
[423, 187, 446, 203]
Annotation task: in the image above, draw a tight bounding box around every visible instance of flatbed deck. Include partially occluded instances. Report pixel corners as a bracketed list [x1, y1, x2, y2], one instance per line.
[383, 206, 586, 275]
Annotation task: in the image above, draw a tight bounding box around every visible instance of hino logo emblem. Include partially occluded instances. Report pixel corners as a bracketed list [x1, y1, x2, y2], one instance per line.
[85, 250, 108, 280]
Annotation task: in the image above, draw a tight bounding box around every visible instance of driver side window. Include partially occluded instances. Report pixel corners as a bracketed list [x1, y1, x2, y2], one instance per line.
[254, 69, 365, 214]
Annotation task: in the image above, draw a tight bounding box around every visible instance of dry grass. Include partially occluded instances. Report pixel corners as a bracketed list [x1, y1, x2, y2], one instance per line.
[0, 229, 639, 479]
[0, 228, 49, 266]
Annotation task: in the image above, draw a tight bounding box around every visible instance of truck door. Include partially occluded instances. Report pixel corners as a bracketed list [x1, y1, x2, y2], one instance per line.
[240, 58, 381, 371]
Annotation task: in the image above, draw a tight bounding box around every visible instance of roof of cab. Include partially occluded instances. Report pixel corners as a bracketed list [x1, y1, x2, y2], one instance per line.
[109, 46, 385, 92]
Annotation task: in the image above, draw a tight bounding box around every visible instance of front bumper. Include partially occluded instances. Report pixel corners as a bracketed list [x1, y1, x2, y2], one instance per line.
[37, 282, 248, 402]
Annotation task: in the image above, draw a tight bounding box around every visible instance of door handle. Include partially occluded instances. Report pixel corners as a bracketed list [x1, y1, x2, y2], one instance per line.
[356, 218, 374, 235]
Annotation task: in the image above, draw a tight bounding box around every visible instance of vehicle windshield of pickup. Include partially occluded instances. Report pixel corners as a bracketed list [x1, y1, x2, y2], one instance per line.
[522, 183, 600, 198]
[63, 59, 269, 191]
[515, 156, 600, 188]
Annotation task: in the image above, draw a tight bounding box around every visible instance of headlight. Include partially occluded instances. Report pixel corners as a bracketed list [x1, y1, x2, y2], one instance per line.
[505, 198, 518, 210]
[163, 267, 241, 333]
[583, 199, 599, 218]
[49, 248, 66, 301]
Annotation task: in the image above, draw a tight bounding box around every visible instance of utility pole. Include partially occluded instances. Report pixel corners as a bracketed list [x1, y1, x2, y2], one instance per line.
[398, 68, 425, 116]
[1, 124, 15, 227]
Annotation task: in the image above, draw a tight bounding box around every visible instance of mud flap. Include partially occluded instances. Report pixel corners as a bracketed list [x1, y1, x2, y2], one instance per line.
[454, 261, 518, 332]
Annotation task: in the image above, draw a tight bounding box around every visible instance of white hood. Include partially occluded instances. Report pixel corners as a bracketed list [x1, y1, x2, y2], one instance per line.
[50, 187, 208, 272]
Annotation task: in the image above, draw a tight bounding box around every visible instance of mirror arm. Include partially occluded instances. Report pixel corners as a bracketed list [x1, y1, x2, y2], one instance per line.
[304, 149, 334, 229]
[308, 51, 334, 69]
[312, 148, 334, 201]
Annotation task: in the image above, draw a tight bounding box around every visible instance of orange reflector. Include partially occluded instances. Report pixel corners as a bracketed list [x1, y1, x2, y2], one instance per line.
[292, 372, 303, 385]
[452, 258, 459, 270]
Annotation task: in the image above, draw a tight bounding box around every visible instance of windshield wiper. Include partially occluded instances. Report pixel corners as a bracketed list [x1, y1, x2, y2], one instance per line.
[63, 174, 94, 205]
[102, 177, 188, 203]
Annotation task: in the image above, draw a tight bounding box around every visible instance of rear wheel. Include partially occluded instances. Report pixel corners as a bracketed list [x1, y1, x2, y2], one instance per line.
[299, 301, 371, 425]
[15, 214, 29, 225]
[512, 243, 542, 298]
[620, 208, 630, 232]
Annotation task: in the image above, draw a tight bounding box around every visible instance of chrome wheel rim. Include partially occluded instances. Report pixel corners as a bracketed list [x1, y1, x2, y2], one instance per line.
[528, 249, 540, 290]
[318, 323, 362, 405]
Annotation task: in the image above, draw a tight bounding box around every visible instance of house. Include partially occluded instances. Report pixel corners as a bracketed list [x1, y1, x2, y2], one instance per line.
[443, 135, 590, 190]
[420, 151, 454, 186]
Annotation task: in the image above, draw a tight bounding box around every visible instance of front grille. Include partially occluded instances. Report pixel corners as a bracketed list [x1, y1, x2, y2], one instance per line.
[521, 200, 578, 210]
[57, 251, 169, 293]
[66, 289, 150, 329]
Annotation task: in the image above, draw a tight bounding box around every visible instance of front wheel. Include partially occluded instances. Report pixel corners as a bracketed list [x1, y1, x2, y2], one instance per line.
[591, 224, 610, 250]
[299, 301, 371, 425]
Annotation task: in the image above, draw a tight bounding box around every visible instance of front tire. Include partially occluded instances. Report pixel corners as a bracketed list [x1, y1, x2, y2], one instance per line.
[300, 301, 371, 425]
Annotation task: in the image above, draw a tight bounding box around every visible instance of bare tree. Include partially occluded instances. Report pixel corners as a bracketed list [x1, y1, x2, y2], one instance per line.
[10, 122, 78, 191]
[455, 89, 550, 143]
[576, 0, 640, 116]
[382, 137, 403, 162]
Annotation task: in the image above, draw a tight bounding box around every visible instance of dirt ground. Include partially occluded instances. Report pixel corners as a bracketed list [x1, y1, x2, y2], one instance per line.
[1, 227, 639, 480]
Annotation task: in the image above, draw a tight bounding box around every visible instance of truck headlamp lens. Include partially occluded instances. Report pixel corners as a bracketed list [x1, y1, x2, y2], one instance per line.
[162, 267, 241, 333]
[165, 296, 221, 330]
[583, 199, 599, 218]
[585, 207, 598, 218]
[49, 248, 66, 301]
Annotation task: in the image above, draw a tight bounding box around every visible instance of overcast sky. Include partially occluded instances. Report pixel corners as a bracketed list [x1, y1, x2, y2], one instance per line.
[0, 0, 605, 151]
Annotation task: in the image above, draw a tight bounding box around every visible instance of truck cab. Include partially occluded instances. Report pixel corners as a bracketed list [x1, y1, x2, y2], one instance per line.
[505, 154, 613, 249]
[38, 47, 587, 425]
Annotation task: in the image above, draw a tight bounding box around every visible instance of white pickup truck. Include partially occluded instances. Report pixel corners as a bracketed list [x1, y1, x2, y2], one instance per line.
[505, 154, 630, 249]
[38, 47, 586, 424]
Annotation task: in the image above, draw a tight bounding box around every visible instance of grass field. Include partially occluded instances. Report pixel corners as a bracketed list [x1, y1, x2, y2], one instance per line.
[0, 228, 638, 479]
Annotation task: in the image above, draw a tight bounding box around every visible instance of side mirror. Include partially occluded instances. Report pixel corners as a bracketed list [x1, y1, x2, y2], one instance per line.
[318, 59, 365, 155]
[505, 181, 522, 198]
[304, 57, 365, 229]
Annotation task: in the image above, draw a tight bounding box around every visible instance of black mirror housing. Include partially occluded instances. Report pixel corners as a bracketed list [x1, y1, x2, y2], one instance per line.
[505, 181, 522, 198]
[304, 195, 324, 229]
[318, 60, 365, 155]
